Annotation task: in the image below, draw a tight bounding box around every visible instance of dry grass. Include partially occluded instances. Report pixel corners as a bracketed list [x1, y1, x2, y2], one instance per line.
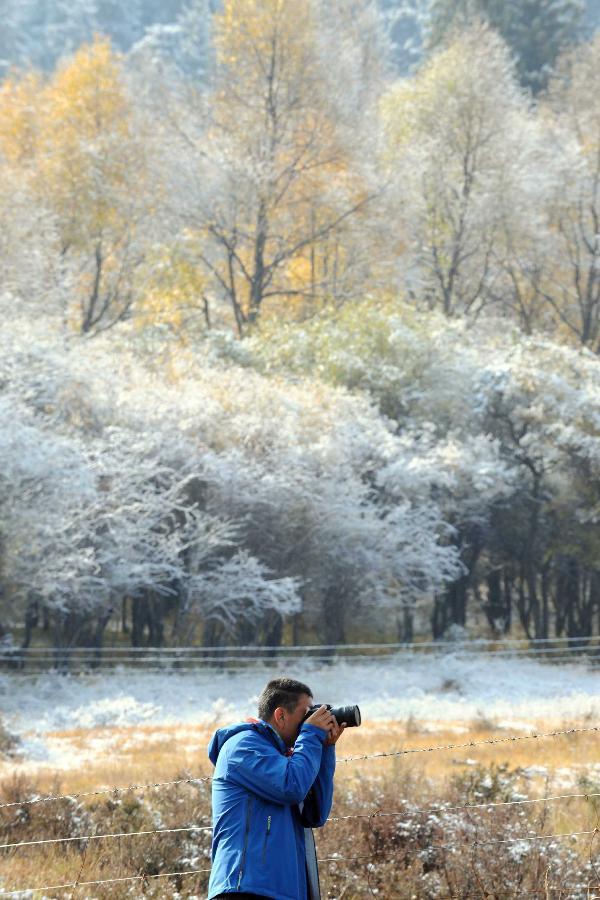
[1, 717, 599, 898]
[7, 716, 599, 791]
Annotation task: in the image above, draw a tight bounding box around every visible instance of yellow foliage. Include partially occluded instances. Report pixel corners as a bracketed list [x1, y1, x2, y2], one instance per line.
[44, 37, 129, 142]
[0, 37, 140, 254]
[138, 243, 208, 338]
[286, 254, 312, 287]
[37, 37, 137, 248]
[0, 72, 44, 165]
[207, 0, 373, 324]
[214, 0, 312, 69]
[381, 42, 464, 156]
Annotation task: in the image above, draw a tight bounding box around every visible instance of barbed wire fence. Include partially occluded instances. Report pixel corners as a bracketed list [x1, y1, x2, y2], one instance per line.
[2, 635, 600, 674]
[1, 724, 600, 897]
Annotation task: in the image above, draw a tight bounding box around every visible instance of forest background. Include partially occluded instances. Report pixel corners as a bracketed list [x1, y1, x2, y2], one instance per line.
[1, 0, 600, 656]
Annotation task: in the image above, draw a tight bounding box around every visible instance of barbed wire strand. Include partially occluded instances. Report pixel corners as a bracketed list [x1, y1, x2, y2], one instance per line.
[0, 775, 212, 810]
[338, 724, 600, 762]
[4, 789, 599, 852]
[320, 831, 600, 865]
[328, 790, 600, 823]
[0, 867, 212, 897]
[1, 832, 597, 897]
[0, 824, 212, 851]
[327, 827, 600, 866]
[2, 723, 598, 811]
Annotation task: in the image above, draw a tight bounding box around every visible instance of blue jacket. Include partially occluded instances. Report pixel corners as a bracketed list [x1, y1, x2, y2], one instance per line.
[207, 718, 335, 900]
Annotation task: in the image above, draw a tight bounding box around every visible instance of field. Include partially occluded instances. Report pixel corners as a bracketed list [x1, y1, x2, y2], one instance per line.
[1, 658, 600, 898]
[2, 719, 600, 898]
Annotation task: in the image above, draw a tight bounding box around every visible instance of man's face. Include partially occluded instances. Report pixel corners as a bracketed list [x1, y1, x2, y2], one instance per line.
[272, 693, 313, 748]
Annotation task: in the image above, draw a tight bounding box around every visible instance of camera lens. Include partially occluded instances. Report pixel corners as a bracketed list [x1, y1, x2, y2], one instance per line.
[301, 703, 362, 727]
[329, 705, 361, 728]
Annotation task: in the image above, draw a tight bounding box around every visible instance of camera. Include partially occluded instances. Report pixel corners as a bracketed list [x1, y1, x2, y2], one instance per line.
[302, 703, 362, 728]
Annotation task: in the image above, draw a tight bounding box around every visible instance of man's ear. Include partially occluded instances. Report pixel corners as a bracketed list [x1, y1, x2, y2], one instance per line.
[273, 706, 286, 728]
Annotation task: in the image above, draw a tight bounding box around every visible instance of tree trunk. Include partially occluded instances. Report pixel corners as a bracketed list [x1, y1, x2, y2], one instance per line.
[121, 597, 129, 634]
[322, 585, 346, 647]
[482, 569, 511, 634]
[398, 605, 414, 644]
[22, 596, 39, 650]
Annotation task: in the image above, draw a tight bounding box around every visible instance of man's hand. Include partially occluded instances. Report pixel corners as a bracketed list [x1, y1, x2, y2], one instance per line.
[324, 718, 346, 746]
[304, 705, 346, 746]
[304, 704, 335, 734]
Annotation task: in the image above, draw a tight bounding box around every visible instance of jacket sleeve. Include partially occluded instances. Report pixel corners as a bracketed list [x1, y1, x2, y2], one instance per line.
[226, 724, 326, 806]
[302, 744, 336, 827]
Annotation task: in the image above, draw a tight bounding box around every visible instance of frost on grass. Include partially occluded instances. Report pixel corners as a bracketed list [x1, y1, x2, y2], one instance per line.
[1, 652, 600, 751]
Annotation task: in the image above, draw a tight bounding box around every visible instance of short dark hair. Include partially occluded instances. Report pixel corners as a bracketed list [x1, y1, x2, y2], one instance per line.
[257, 678, 313, 721]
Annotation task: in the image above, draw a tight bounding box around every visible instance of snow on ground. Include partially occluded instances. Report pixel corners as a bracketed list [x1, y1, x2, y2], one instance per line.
[1, 653, 599, 745]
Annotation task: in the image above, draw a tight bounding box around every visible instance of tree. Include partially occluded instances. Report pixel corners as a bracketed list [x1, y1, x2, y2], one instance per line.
[169, 0, 386, 335]
[241, 291, 600, 641]
[534, 35, 600, 351]
[128, 0, 214, 83]
[426, 0, 585, 93]
[0, 37, 152, 334]
[244, 299, 519, 637]
[41, 38, 152, 334]
[382, 25, 532, 318]
[0, 169, 62, 306]
[0, 302, 306, 652]
[0, 0, 192, 75]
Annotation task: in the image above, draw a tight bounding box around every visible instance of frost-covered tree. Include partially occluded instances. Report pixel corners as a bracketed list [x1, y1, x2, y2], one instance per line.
[0, 37, 154, 334]
[0, 294, 463, 651]
[535, 35, 600, 351]
[242, 295, 600, 640]
[242, 303, 512, 635]
[0, 0, 194, 75]
[128, 0, 214, 84]
[0, 308, 288, 650]
[426, 0, 585, 93]
[0, 170, 63, 306]
[165, 0, 388, 336]
[382, 25, 533, 318]
[474, 338, 600, 639]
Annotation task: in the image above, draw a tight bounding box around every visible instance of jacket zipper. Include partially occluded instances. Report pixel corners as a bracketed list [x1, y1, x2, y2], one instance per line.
[237, 796, 253, 891]
[261, 815, 272, 865]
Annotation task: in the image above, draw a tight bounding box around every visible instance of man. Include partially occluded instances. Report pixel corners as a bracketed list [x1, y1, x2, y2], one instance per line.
[207, 677, 345, 900]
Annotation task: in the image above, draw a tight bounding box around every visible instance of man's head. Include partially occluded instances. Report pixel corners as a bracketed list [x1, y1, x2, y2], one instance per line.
[257, 677, 313, 748]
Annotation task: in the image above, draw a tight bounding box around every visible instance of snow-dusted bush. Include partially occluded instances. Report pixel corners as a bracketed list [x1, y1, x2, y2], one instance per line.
[0, 301, 461, 648]
[244, 300, 600, 638]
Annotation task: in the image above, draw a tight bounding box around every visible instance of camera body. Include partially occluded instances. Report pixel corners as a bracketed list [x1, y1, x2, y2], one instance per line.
[302, 703, 361, 728]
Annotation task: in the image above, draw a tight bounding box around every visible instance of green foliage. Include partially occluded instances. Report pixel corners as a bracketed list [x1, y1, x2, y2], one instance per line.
[247, 298, 456, 422]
